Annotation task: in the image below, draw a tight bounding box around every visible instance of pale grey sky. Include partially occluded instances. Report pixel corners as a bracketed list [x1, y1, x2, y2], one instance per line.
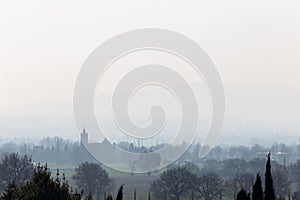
[0, 0, 300, 143]
[1, 0, 300, 109]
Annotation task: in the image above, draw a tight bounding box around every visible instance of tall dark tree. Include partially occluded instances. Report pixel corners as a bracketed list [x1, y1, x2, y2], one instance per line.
[106, 195, 113, 200]
[265, 152, 276, 200]
[116, 185, 123, 200]
[105, 186, 123, 200]
[237, 189, 251, 200]
[252, 173, 264, 200]
[134, 189, 136, 200]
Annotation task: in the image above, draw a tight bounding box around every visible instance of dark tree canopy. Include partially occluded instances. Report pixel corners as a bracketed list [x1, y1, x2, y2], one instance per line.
[237, 188, 251, 200]
[264, 152, 276, 200]
[0, 153, 34, 191]
[252, 173, 264, 200]
[0, 164, 92, 200]
[72, 162, 114, 199]
[151, 165, 197, 200]
[0, 181, 17, 200]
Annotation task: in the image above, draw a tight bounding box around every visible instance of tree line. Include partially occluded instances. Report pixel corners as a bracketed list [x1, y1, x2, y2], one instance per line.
[0, 152, 300, 200]
[150, 152, 294, 200]
[1, 137, 300, 165]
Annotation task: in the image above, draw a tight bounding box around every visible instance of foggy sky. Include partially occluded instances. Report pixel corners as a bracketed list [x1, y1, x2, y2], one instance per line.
[0, 0, 300, 141]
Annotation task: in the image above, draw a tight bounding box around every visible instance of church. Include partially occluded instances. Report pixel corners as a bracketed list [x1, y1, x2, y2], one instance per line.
[80, 128, 118, 164]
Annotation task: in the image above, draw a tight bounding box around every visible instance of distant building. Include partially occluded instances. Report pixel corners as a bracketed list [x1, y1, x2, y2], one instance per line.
[79, 128, 119, 163]
[80, 128, 88, 146]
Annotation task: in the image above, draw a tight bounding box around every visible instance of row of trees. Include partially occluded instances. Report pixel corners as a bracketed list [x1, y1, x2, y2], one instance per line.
[0, 152, 299, 200]
[236, 152, 274, 200]
[151, 152, 291, 200]
[2, 137, 300, 165]
[151, 165, 223, 200]
[196, 158, 299, 195]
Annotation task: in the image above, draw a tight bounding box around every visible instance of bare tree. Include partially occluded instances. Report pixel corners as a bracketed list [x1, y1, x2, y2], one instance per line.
[291, 160, 300, 191]
[196, 173, 223, 200]
[127, 160, 137, 176]
[238, 173, 255, 192]
[72, 162, 114, 199]
[272, 165, 290, 198]
[223, 178, 238, 200]
[0, 153, 34, 190]
[151, 165, 197, 200]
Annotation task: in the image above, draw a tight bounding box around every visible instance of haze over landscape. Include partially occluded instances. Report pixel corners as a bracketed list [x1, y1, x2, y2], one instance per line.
[1, 1, 300, 200]
[1, 0, 300, 147]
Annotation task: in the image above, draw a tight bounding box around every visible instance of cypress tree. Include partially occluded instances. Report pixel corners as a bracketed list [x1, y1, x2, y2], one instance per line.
[116, 185, 123, 200]
[264, 152, 276, 200]
[252, 173, 264, 200]
[134, 189, 136, 200]
[237, 189, 250, 200]
[106, 195, 113, 200]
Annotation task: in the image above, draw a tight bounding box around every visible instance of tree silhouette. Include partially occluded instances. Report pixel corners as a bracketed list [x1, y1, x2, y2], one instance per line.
[116, 185, 123, 200]
[106, 195, 113, 200]
[272, 164, 290, 198]
[151, 165, 197, 200]
[196, 173, 223, 200]
[133, 189, 136, 200]
[105, 186, 123, 200]
[252, 173, 263, 200]
[0, 181, 17, 200]
[0, 153, 34, 190]
[237, 188, 251, 200]
[265, 152, 276, 200]
[16, 165, 72, 200]
[0, 164, 93, 200]
[72, 162, 114, 199]
[291, 160, 300, 191]
[239, 173, 255, 192]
